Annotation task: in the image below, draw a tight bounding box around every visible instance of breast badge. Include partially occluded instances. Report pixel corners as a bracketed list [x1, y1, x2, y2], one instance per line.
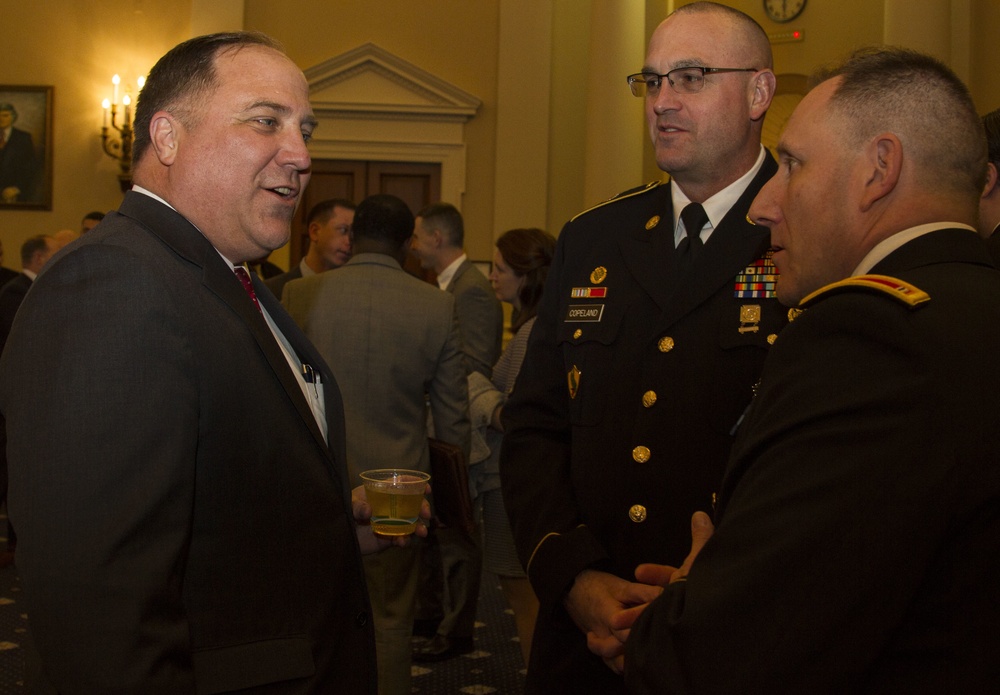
[734, 250, 778, 299]
[590, 266, 607, 284]
[738, 304, 761, 334]
[567, 365, 581, 399]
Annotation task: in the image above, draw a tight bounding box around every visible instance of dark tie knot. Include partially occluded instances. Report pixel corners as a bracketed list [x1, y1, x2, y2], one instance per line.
[680, 203, 708, 243]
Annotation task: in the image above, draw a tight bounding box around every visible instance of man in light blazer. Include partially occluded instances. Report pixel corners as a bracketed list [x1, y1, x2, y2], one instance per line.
[283, 193, 470, 695]
[407, 201, 501, 660]
[0, 32, 398, 694]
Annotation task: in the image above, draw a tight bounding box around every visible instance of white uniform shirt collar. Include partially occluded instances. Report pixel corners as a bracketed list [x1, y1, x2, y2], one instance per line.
[671, 145, 767, 247]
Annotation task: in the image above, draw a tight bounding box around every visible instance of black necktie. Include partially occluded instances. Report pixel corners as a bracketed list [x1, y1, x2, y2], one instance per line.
[234, 266, 262, 314]
[677, 203, 708, 271]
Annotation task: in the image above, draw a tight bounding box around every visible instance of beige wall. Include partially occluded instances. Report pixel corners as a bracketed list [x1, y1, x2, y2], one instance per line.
[3, 0, 1000, 271]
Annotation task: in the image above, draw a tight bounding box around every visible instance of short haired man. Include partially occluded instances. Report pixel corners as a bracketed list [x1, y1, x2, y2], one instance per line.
[977, 107, 1000, 264]
[0, 32, 404, 693]
[408, 201, 500, 661]
[80, 211, 105, 234]
[283, 194, 469, 695]
[265, 197, 355, 299]
[0, 234, 57, 351]
[499, 3, 784, 692]
[623, 46, 1000, 693]
[410, 201, 503, 377]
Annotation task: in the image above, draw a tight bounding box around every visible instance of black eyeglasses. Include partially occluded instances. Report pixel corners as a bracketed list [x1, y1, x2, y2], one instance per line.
[626, 67, 758, 97]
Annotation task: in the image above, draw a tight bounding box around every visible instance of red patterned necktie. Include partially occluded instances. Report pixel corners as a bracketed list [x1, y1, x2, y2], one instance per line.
[233, 266, 262, 314]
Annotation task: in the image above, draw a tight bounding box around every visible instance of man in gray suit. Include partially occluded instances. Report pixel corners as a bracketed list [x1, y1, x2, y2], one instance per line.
[408, 202, 501, 660]
[283, 193, 470, 695]
[410, 202, 503, 377]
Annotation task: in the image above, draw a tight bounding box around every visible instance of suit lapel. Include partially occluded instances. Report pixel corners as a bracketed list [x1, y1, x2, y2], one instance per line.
[117, 192, 334, 461]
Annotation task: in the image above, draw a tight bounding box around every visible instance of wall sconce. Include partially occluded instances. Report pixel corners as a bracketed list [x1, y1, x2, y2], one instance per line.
[101, 74, 144, 191]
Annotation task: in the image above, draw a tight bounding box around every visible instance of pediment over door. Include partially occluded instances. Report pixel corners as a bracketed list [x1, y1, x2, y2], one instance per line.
[306, 42, 482, 123]
[304, 43, 481, 206]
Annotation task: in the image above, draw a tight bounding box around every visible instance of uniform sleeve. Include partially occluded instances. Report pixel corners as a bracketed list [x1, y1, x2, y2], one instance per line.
[499, 227, 610, 609]
[625, 294, 999, 693]
[2, 244, 199, 693]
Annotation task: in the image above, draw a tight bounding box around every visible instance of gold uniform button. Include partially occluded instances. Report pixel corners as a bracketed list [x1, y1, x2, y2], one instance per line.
[641, 390, 657, 408]
[767, 333, 777, 345]
[632, 446, 651, 463]
[658, 336, 675, 352]
[629, 505, 647, 523]
[573, 329, 582, 339]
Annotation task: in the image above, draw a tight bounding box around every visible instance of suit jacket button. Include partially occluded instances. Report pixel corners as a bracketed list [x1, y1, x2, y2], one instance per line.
[641, 390, 657, 408]
[356, 611, 368, 627]
[632, 445, 651, 463]
[658, 336, 675, 352]
[629, 504, 647, 523]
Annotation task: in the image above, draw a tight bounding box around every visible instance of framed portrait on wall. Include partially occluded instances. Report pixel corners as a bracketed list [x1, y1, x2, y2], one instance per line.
[0, 85, 53, 210]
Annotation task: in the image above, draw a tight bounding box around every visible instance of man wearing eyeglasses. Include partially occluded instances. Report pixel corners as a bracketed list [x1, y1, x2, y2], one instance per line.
[499, 3, 787, 692]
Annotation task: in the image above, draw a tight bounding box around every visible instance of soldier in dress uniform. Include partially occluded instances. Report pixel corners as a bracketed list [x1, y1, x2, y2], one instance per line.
[621, 45, 1000, 694]
[498, 3, 787, 692]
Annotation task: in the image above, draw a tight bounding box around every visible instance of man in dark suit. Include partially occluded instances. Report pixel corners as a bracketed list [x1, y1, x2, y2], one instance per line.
[498, 4, 785, 691]
[0, 32, 407, 694]
[409, 201, 501, 660]
[623, 46, 1000, 694]
[0, 235, 56, 352]
[0, 239, 19, 287]
[0, 233, 56, 568]
[0, 103, 38, 204]
[265, 197, 355, 300]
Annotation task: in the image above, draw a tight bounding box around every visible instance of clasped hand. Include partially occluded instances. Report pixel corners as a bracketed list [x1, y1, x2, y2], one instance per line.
[572, 511, 715, 674]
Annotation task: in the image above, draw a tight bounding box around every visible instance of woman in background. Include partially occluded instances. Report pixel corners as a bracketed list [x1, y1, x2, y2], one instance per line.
[468, 227, 556, 668]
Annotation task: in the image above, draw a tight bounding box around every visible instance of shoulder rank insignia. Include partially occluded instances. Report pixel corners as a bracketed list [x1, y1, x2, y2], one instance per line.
[799, 274, 931, 309]
[570, 180, 664, 222]
[734, 250, 778, 299]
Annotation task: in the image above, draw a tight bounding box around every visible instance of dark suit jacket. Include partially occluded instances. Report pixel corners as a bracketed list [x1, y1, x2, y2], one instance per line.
[626, 229, 1000, 693]
[0, 192, 376, 694]
[264, 264, 304, 300]
[0, 127, 38, 201]
[446, 259, 503, 377]
[500, 154, 785, 693]
[0, 272, 32, 353]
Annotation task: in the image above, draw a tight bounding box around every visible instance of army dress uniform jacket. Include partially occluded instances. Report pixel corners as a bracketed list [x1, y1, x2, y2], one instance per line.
[626, 228, 1000, 693]
[500, 154, 785, 693]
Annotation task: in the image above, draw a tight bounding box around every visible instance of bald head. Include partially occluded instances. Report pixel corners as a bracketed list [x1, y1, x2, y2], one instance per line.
[671, 1, 773, 71]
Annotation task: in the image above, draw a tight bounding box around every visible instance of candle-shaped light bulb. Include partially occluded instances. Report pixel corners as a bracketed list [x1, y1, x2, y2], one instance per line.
[123, 94, 131, 122]
[112, 74, 121, 104]
[137, 75, 146, 91]
[102, 98, 110, 127]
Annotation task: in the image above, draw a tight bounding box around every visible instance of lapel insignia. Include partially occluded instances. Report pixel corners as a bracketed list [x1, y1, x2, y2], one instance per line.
[645, 215, 660, 230]
[734, 250, 778, 298]
[788, 307, 804, 322]
[567, 365, 581, 399]
[738, 304, 761, 334]
[571, 287, 607, 298]
[590, 266, 608, 284]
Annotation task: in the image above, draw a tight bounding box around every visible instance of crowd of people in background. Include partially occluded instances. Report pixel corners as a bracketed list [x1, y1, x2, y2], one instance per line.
[0, 1, 998, 693]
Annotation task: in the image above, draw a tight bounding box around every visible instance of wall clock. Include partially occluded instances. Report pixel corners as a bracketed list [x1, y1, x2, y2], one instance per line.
[764, 0, 806, 23]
